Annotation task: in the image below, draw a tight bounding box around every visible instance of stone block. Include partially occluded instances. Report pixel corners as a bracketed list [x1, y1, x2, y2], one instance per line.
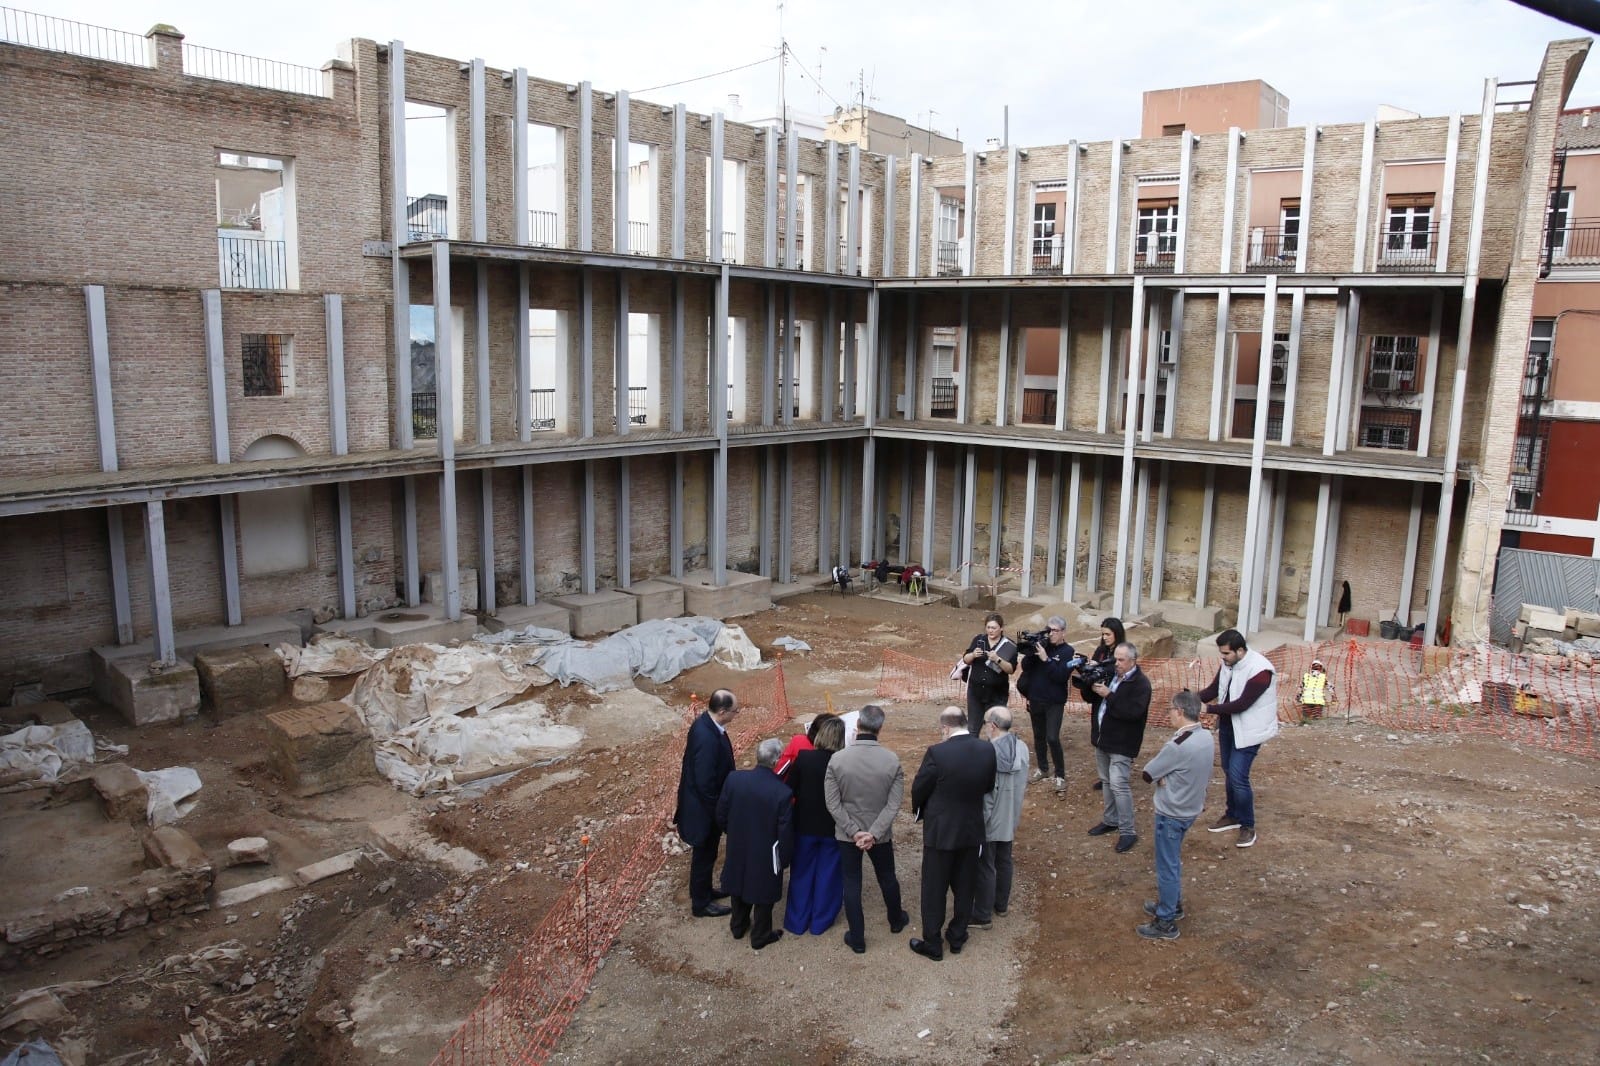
[424, 567, 479, 612]
[1126, 626, 1176, 661]
[362, 604, 478, 649]
[195, 644, 286, 717]
[102, 658, 200, 727]
[661, 569, 773, 619]
[485, 602, 572, 635]
[1524, 607, 1567, 632]
[292, 675, 331, 702]
[226, 837, 272, 866]
[144, 826, 211, 873]
[0, 700, 79, 731]
[545, 591, 639, 637]
[293, 848, 364, 886]
[216, 875, 296, 909]
[620, 579, 686, 623]
[1575, 612, 1600, 638]
[91, 763, 149, 825]
[266, 702, 376, 797]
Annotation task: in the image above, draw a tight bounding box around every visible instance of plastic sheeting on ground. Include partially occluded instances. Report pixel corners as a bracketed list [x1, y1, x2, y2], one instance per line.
[134, 766, 202, 826]
[772, 635, 812, 653]
[478, 616, 764, 693]
[277, 634, 390, 678]
[0, 719, 96, 791]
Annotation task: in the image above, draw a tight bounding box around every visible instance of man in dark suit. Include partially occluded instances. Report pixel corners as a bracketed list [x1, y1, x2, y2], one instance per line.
[908, 705, 997, 961]
[1086, 642, 1151, 854]
[674, 688, 739, 917]
[715, 737, 795, 949]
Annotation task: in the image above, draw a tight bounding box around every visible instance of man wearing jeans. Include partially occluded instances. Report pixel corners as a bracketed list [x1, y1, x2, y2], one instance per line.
[823, 704, 909, 954]
[1086, 642, 1150, 854]
[1136, 690, 1214, 940]
[1198, 629, 1280, 849]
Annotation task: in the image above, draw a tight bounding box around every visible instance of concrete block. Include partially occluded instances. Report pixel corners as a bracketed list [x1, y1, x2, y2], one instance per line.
[1575, 613, 1600, 638]
[661, 569, 772, 619]
[195, 645, 285, 717]
[1150, 601, 1227, 631]
[98, 658, 200, 727]
[92, 616, 304, 706]
[215, 876, 296, 909]
[226, 837, 272, 866]
[143, 826, 211, 874]
[362, 604, 478, 649]
[485, 602, 572, 635]
[620, 579, 685, 623]
[1126, 626, 1176, 660]
[266, 702, 377, 797]
[545, 591, 639, 637]
[292, 675, 331, 702]
[293, 848, 364, 886]
[424, 567, 479, 612]
[1525, 607, 1567, 632]
[91, 763, 148, 825]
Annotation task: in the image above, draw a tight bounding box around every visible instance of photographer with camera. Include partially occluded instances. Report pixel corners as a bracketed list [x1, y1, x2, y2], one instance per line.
[958, 613, 1018, 735]
[1016, 616, 1081, 792]
[1084, 641, 1150, 854]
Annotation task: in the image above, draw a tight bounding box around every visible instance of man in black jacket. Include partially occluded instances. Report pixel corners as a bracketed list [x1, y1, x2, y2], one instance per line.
[1085, 642, 1150, 854]
[674, 688, 739, 917]
[1019, 615, 1081, 791]
[908, 706, 998, 961]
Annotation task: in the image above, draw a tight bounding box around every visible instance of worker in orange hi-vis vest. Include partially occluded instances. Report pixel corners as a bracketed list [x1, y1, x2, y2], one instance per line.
[1297, 659, 1332, 722]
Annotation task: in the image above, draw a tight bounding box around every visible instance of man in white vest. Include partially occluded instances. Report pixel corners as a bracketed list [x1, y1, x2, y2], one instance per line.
[1197, 629, 1278, 849]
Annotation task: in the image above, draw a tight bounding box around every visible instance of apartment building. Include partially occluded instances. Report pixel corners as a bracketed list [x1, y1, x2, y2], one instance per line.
[0, 10, 1586, 700]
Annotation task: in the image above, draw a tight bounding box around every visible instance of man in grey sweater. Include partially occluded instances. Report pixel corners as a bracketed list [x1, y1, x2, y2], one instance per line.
[1136, 689, 1214, 941]
[973, 705, 1029, 927]
[824, 704, 910, 954]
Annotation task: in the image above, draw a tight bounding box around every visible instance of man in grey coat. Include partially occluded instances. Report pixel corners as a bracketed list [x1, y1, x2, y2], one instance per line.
[973, 705, 1029, 926]
[823, 704, 910, 954]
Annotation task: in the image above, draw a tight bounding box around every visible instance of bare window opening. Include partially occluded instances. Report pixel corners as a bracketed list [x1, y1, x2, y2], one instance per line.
[528, 308, 568, 433]
[616, 140, 655, 254]
[405, 101, 455, 241]
[242, 333, 293, 397]
[1031, 181, 1069, 275]
[1020, 326, 1061, 425]
[777, 173, 807, 268]
[626, 311, 661, 428]
[410, 304, 464, 441]
[527, 123, 565, 248]
[707, 159, 745, 263]
[216, 151, 295, 289]
[722, 317, 748, 424]
[925, 326, 960, 418]
[935, 191, 965, 276]
[1227, 331, 1288, 440]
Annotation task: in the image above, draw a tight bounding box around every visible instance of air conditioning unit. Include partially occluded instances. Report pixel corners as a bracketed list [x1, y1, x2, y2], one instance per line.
[1270, 362, 1288, 386]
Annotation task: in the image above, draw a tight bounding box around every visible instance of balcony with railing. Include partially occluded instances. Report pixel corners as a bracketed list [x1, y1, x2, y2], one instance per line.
[930, 378, 958, 419]
[218, 233, 287, 289]
[627, 219, 651, 255]
[720, 231, 739, 264]
[936, 241, 962, 277]
[406, 195, 449, 241]
[1020, 388, 1057, 425]
[413, 391, 439, 440]
[1, 6, 152, 66]
[1375, 226, 1440, 272]
[528, 209, 559, 248]
[1131, 235, 1176, 274]
[1246, 228, 1299, 272]
[1545, 218, 1600, 269]
[627, 386, 647, 425]
[530, 389, 557, 432]
[1031, 236, 1064, 276]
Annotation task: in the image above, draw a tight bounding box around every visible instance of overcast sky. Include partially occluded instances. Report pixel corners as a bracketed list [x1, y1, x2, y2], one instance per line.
[20, 0, 1600, 146]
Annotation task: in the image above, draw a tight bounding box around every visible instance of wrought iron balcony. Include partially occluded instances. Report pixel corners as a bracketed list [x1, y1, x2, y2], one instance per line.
[412, 391, 439, 440]
[530, 388, 557, 432]
[1131, 237, 1176, 274]
[1020, 388, 1057, 425]
[406, 194, 449, 241]
[1030, 236, 1064, 276]
[627, 385, 647, 425]
[218, 234, 287, 289]
[1544, 217, 1600, 269]
[1246, 228, 1300, 272]
[627, 219, 651, 254]
[1375, 225, 1440, 272]
[936, 240, 962, 277]
[528, 209, 559, 248]
[930, 377, 958, 418]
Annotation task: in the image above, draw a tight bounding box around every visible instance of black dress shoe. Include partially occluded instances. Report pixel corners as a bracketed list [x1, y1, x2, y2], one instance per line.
[843, 933, 866, 955]
[730, 923, 749, 939]
[709, 891, 730, 902]
[908, 937, 943, 961]
[889, 911, 911, 934]
[947, 938, 966, 955]
[1092, 780, 1104, 791]
[693, 902, 732, 918]
[1087, 822, 1116, 837]
[751, 930, 784, 950]
[1115, 833, 1139, 854]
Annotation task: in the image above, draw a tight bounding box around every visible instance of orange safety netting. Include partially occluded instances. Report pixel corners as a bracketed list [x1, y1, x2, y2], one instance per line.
[877, 640, 1600, 759]
[431, 664, 794, 1065]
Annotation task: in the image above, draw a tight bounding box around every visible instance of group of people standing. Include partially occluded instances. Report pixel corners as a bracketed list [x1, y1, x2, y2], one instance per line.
[671, 617, 1281, 951]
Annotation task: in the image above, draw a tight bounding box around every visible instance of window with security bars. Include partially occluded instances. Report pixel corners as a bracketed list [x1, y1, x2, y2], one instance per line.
[1135, 201, 1178, 260]
[242, 334, 290, 396]
[1366, 335, 1420, 392]
[1524, 319, 1554, 402]
[1357, 407, 1419, 450]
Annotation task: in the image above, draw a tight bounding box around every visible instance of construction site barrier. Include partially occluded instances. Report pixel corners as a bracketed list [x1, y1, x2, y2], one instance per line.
[431, 663, 795, 1065]
[877, 640, 1600, 760]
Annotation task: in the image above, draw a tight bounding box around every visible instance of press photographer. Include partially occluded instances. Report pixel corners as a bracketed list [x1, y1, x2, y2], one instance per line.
[1016, 616, 1084, 792]
[959, 613, 1018, 734]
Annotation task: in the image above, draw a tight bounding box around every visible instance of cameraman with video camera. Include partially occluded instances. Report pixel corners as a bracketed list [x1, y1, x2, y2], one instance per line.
[1016, 616, 1082, 792]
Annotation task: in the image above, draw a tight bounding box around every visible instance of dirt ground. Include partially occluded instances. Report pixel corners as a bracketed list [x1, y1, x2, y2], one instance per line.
[4, 591, 1599, 1064]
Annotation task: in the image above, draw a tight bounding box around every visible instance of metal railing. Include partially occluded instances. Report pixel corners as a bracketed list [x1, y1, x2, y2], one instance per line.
[1376, 225, 1440, 272]
[530, 388, 558, 432]
[0, 6, 151, 66]
[407, 195, 449, 241]
[1246, 228, 1300, 272]
[182, 41, 326, 97]
[627, 219, 650, 254]
[627, 386, 648, 425]
[721, 231, 740, 264]
[1545, 217, 1600, 267]
[930, 378, 958, 418]
[1031, 236, 1064, 275]
[528, 210, 559, 248]
[1020, 388, 1057, 425]
[1132, 238, 1176, 273]
[936, 241, 962, 277]
[413, 391, 439, 440]
[218, 234, 288, 289]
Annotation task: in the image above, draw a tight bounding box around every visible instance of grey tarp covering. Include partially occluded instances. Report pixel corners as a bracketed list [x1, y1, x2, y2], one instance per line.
[478, 616, 760, 693]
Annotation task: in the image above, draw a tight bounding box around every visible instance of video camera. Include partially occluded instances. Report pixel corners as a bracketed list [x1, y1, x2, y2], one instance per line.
[1077, 660, 1116, 689]
[1016, 629, 1049, 655]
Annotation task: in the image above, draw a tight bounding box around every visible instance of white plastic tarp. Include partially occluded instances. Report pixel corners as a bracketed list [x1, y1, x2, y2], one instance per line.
[0, 720, 96, 790]
[277, 635, 390, 678]
[479, 617, 763, 693]
[133, 766, 202, 826]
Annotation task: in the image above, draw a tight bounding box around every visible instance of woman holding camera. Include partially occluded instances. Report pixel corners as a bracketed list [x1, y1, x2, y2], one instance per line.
[960, 612, 1018, 734]
[1021, 616, 1078, 791]
[1077, 617, 1125, 701]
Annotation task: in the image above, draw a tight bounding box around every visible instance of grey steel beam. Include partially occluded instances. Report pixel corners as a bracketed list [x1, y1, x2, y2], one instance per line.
[1065, 141, 1080, 273]
[438, 462, 462, 618]
[580, 269, 595, 437]
[1112, 276, 1146, 616]
[578, 81, 593, 252]
[1237, 272, 1279, 634]
[882, 155, 897, 278]
[1304, 474, 1332, 640]
[763, 127, 778, 267]
[1397, 481, 1424, 625]
[963, 151, 977, 276]
[709, 111, 724, 263]
[476, 263, 491, 444]
[617, 458, 631, 588]
[1105, 141, 1123, 273]
[959, 447, 977, 585]
[144, 501, 176, 663]
[433, 243, 461, 619]
[390, 43, 413, 448]
[1151, 461, 1169, 603]
[1295, 124, 1315, 274]
[1065, 455, 1082, 601]
[393, 262, 413, 449]
[1022, 452, 1038, 596]
[520, 465, 537, 604]
[670, 452, 684, 577]
[326, 295, 349, 455]
[1003, 146, 1019, 275]
[1417, 292, 1444, 455]
[201, 290, 229, 464]
[672, 104, 687, 259]
[1264, 470, 1287, 617]
[1175, 133, 1193, 273]
[782, 285, 796, 427]
[907, 153, 922, 278]
[761, 446, 775, 576]
[402, 477, 420, 606]
[779, 445, 793, 582]
[863, 288, 879, 428]
[615, 90, 630, 252]
[516, 265, 531, 440]
[469, 57, 486, 242]
[1436, 113, 1462, 271]
[922, 445, 936, 567]
[514, 69, 529, 245]
[671, 276, 685, 432]
[1128, 460, 1149, 614]
[825, 144, 839, 274]
[581, 460, 596, 593]
[847, 144, 861, 276]
[1219, 129, 1240, 272]
[711, 266, 731, 584]
[107, 507, 132, 644]
[479, 469, 496, 613]
[989, 453, 1003, 575]
[1196, 468, 1216, 608]
[858, 437, 877, 566]
[86, 285, 117, 472]
[219, 495, 242, 626]
[1352, 121, 1376, 271]
[615, 274, 631, 435]
[902, 293, 918, 419]
[1281, 290, 1304, 444]
[784, 129, 799, 269]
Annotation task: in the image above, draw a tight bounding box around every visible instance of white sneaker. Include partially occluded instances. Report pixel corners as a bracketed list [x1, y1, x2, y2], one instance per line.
[1029, 769, 1046, 783]
[1053, 776, 1066, 792]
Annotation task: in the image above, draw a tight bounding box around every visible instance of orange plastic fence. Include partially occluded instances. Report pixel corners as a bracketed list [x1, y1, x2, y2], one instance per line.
[878, 640, 1600, 759]
[431, 664, 794, 1065]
